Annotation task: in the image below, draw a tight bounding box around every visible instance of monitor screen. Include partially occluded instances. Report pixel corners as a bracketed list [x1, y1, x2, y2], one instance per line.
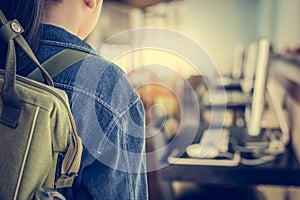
[231, 43, 245, 80]
[241, 42, 258, 94]
[246, 38, 270, 136]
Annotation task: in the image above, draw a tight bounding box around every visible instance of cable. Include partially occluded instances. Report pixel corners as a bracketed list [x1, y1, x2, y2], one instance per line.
[239, 155, 276, 165]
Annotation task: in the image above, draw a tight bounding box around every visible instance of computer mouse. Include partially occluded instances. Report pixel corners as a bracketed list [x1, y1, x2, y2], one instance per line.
[186, 143, 220, 159]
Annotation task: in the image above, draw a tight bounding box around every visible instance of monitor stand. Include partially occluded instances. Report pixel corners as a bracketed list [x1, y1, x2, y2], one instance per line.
[244, 128, 269, 150]
[241, 81, 289, 154]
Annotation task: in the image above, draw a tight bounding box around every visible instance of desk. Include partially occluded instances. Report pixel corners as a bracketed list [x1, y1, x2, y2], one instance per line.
[152, 55, 300, 199]
[158, 126, 300, 191]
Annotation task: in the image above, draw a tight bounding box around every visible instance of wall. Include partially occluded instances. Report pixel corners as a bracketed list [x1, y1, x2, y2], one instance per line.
[257, 0, 300, 53]
[272, 0, 300, 52]
[89, 0, 300, 75]
[179, 0, 260, 74]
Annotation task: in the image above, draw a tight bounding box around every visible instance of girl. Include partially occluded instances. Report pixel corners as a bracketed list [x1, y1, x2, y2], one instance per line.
[0, 0, 148, 199]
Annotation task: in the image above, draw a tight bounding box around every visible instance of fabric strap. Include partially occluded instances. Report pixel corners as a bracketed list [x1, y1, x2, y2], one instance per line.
[27, 49, 92, 82]
[0, 9, 86, 189]
[0, 9, 55, 128]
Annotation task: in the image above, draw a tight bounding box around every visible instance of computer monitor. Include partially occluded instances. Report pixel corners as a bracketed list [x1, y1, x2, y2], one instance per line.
[201, 42, 259, 110]
[241, 42, 258, 94]
[219, 44, 244, 89]
[246, 38, 270, 136]
[231, 43, 245, 80]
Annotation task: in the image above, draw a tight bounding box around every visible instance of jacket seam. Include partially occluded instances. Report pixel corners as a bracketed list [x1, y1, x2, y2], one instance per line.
[53, 82, 141, 160]
[95, 115, 119, 155]
[54, 83, 120, 154]
[55, 83, 120, 117]
[40, 39, 95, 54]
[121, 117, 134, 199]
[54, 82, 140, 118]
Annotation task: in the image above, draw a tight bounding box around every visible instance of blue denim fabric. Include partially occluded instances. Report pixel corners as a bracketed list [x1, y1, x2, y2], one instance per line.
[20, 24, 148, 200]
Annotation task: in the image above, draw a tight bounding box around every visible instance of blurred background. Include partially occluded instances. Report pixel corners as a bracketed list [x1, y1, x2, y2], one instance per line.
[86, 0, 300, 200]
[87, 0, 300, 75]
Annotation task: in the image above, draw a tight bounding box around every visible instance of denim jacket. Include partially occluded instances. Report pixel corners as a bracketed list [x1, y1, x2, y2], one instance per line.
[19, 24, 148, 200]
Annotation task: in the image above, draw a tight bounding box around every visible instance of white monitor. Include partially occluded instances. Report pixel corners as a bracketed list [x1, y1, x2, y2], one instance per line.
[241, 42, 258, 94]
[231, 43, 245, 80]
[246, 38, 270, 136]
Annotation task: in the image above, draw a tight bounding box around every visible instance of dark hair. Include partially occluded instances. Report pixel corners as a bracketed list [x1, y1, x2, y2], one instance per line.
[0, 0, 60, 70]
[0, 0, 45, 50]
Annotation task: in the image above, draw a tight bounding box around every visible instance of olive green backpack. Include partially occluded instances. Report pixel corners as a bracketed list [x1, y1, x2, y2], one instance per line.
[0, 10, 90, 200]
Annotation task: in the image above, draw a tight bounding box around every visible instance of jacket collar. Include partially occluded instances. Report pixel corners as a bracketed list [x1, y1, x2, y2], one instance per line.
[40, 24, 96, 54]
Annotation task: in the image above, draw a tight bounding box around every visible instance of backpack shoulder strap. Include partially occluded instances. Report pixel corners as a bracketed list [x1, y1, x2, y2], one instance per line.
[27, 49, 92, 82]
[27, 49, 91, 188]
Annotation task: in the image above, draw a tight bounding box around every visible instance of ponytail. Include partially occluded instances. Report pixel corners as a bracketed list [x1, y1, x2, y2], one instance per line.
[0, 0, 45, 50]
[0, 0, 46, 71]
